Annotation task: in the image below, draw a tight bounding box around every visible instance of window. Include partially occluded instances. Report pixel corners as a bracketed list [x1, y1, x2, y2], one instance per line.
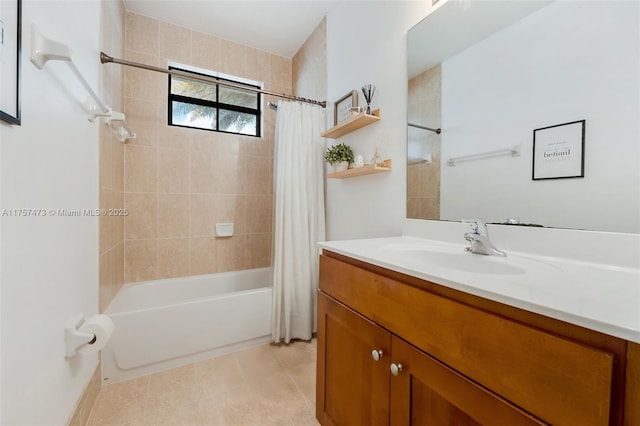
[168, 66, 261, 137]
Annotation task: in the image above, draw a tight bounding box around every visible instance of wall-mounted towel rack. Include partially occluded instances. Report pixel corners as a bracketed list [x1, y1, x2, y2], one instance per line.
[29, 24, 135, 142]
[447, 145, 520, 166]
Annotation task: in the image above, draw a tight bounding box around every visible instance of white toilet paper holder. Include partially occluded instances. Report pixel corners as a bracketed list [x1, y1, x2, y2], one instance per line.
[65, 315, 96, 358]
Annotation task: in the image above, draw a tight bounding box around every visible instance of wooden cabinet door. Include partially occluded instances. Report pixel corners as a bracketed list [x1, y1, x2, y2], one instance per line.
[389, 336, 547, 426]
[317, 292, 391, 426]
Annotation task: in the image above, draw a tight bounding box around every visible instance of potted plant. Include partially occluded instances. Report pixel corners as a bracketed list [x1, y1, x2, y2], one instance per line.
[325, 143, 355, 173]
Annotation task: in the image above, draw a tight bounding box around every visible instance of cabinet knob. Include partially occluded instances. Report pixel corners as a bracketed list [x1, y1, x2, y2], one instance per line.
[371, 349, 383, 361]
[390, 363, 403, 376]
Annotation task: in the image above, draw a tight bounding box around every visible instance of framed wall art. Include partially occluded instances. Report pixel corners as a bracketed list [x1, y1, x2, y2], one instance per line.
[333, 90, 358, 126]
[532, 120, 585, 180]
[0, 0, 21, 125]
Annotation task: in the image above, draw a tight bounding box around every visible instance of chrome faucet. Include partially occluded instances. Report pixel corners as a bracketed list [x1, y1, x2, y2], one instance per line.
[462, 219, 506, 257]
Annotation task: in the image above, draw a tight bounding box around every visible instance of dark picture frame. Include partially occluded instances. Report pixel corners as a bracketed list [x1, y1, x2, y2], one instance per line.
[532, 120, 585, 180]
[0, 0, 21, 125]
[333, 90, 358, 126]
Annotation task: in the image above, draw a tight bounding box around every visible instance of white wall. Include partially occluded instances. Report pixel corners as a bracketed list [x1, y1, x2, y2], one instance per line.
[440, 1, 640, 233]
[325, 1, 435, 240]
[1, 1, 101, 424]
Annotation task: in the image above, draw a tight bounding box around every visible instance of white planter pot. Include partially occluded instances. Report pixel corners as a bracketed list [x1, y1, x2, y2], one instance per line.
[332, 161, 349, 173]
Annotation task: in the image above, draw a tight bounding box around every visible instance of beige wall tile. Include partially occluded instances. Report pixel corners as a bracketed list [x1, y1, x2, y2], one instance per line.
[219, 39, 247, 77]
[159, 123, 190, 150]
[125, 193, 158, 240]
[190, 129, 217, 153]
[190, 149, 218, 194]
[124, 50, 163, 103]
[125, 12, 158, 56]
[99, 0, 125, 310]
[271, 54, 292, 87]
[111, 139, 125, 192]
[190, 237, 218, 275]
[246, 156, 273, 195]
[125, 145, 158, 193]
[246, 47, 271, 83]
[245, 233, 271, 269]
[243, 135, 271, 158]
[159, 21, 191, 63]
[407, 64, 441, 220]
[125, 239, 158, 282]
[121, 12, 286, 282]
[113, 242, 125, 288]
[159, 194, 190, 238]
[158, 238, 190, 279]
[216, 195, 246, 236]
[191, 31, 221, 72]
[99, 125, 112, 190]
[124, 97, 159, 147]
[292, 18, 326, 102]
[190, 194, 216, 237]
[217, 235, 246, 272]
[245, 195, 272, 234]
[99, 190, 110, 255]
[159, 148, 190, 194]
[212, 132, 243, 156]
[98, 251, 111, 314]
[407, 164, 419, 198]
[217, 155, 246, 195]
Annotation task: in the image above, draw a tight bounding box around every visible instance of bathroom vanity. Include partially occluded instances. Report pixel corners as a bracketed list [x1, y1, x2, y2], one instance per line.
[315, 234, 639, 426]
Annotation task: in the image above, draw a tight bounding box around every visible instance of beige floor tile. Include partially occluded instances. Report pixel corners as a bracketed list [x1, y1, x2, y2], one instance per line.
[196, 384, 254, 425]
[87, 376, 149, 426]
[145, 364, 198, 424]
[270, 339, 316, 371]
[88, 340, 320, 425]
[235, 343, 285, 382]
[288, 360, 316, 411]
[297, 416, 322, 426]
[245, 370, 314, 423]
[195, 353, 246, 397]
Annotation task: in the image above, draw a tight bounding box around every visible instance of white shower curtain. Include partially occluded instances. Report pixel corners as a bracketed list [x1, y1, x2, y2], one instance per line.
[271, 101, 326, 344]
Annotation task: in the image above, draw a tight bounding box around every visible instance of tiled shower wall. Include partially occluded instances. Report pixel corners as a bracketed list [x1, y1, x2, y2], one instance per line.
[407, 64, 441, 220]
[123, 12, 290, 283]
[98, 0, 125, 313]
[293, 18, 327, 102]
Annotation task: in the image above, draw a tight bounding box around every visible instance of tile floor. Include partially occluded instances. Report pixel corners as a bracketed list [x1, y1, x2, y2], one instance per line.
[87, 339, 319, 426]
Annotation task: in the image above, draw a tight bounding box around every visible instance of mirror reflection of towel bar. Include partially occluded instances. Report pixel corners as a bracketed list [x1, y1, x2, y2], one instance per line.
[448, 145, 520, 167]
[408, 122, 441, 134]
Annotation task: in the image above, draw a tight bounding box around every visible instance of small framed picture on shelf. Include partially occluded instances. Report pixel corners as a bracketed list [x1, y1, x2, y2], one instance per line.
[532, 120, 585, 180]
[334, 90, 358, 126]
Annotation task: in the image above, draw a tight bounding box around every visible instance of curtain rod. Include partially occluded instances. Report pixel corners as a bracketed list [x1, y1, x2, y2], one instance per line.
[408, 122, 441, 134]
[100, 52, 326, 108]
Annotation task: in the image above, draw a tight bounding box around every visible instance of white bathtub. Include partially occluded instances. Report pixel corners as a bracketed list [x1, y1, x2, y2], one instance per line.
[102, 268, 273, 383]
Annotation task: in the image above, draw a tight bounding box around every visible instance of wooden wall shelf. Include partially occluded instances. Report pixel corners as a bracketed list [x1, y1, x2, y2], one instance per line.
[321, 109, 381, 139]
[327, 159, 392, 179]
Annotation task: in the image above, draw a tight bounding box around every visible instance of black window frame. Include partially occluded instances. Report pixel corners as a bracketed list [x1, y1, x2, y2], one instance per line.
[168, 66, 262, 137]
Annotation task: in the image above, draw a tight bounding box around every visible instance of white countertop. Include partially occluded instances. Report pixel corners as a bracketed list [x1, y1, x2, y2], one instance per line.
[319, 235, 640, 343]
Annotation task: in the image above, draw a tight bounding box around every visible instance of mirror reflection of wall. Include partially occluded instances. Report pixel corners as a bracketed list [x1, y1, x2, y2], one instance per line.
[406, 0, 640, 233]
[407, 65, 441, 220]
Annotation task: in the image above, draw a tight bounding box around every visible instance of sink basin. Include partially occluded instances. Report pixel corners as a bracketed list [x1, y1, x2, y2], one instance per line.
[408, 250, 526, 275]
[379, 243, 528, 275]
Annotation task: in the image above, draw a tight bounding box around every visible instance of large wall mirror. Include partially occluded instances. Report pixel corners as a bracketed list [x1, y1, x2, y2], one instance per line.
[407, 0, 639, 233]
